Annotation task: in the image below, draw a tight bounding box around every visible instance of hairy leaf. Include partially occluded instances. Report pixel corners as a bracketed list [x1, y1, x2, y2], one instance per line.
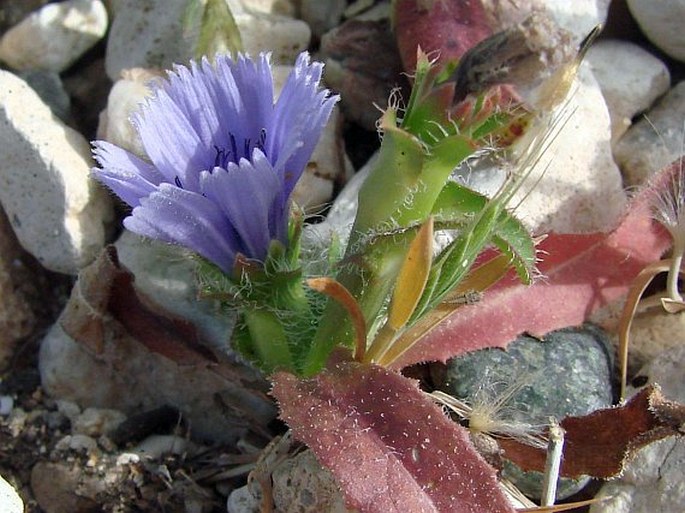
[388, 169, 672, 369]
[272, 362, 515, 513]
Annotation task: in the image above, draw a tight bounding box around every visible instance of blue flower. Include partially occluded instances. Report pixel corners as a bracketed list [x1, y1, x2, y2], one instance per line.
[92, 52, 338, 273]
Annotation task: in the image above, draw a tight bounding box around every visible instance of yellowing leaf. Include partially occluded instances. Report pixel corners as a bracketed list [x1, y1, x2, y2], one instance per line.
[388, 217, 434, 330]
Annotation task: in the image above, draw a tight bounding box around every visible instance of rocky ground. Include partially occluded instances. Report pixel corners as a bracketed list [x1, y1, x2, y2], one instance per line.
[0, 1, 684, 512]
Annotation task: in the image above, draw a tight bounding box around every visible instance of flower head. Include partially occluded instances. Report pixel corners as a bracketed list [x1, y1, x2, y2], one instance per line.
[93, 52, 338, 272]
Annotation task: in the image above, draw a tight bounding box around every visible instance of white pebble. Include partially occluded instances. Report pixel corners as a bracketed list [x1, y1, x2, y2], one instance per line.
[0, 0, 108, 72]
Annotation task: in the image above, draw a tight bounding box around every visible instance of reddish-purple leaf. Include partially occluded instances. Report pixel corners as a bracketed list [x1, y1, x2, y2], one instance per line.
[389, 167, 673, 370]
[272, 361, 515, 513]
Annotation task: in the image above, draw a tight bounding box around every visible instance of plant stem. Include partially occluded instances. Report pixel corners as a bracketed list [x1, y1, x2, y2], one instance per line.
[666, 239, 684, 302]
[541, 418, 565, 507]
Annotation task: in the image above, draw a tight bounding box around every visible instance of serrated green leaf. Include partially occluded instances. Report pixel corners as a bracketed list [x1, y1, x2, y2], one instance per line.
[432, 181, 535, 283]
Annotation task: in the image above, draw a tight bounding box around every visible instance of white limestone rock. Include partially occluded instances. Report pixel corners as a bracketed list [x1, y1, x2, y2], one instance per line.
[130, 434, 193, 458]
[586, 40, 671, 144]
[615, 81, 685, 186]
[106, 0, 309, 81]
[242, 0, 295, 16]
[114, 231, 239, 355]
[610, 307, 685, 377]
[0, 475, 23, 513]
[72, 407, 127, 437]
[0, 70, 113, 274]
[590, 344, 685, 513]
[234, 10, 310, 64]
[0, 0, 108, 72]
[299, 0, 347, 38]
[304, 62, 626, 267]
[16, 70, 71, 122]
[290, 106, 352, 213]
[510, 62, 627, 233]
[627, 0, 685, 62]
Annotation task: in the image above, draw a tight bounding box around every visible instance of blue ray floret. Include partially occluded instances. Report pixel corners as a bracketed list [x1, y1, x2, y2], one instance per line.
[92, 52, 338, 273]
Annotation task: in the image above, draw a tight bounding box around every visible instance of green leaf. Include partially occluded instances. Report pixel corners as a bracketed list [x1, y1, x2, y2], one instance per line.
[351, 111, 426, 239]
[432, 181, 536, 283]
[243, 308, 293, 373]
[408, 180, 535, 322]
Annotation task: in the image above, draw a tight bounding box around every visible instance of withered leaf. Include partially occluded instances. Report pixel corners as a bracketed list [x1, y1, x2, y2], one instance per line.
[59, 246, 259, 387]
[498, 385, 685, 479]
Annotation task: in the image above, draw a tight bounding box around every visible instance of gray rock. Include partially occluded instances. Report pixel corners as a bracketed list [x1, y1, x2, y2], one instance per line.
[586, 39, 671, 144]
[0, 475, 23, 513]
[0, 0, 108, 72]
[615, 81, 685, 186]
[299, 0, 347, 38]
[627, 0, 685, 62]
[590, 344, 685, 513]
[0, 70, 113, 274]
[320, 19, 404, 130]
[16, 70, 71, 123]
[114, 231, 238, 356]
[105, 0, 191, 80]
[0, 396, 13, 416]
[0, 1, 50, 34]
[437, 324, 614, 500]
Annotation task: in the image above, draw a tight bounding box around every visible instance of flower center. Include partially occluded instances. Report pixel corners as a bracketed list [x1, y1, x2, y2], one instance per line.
[214, 129, 268, 169]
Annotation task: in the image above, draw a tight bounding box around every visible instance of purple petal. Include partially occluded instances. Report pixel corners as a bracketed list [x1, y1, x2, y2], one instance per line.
[199, 149, 282, 260]
[267, 53, 339, 196]
[91, 141, 164, 207]
[163, 60, 224, 154]
[133, 88, 207, 191]
[215, 53, 275, 161]
[124, 184, 239, 272]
